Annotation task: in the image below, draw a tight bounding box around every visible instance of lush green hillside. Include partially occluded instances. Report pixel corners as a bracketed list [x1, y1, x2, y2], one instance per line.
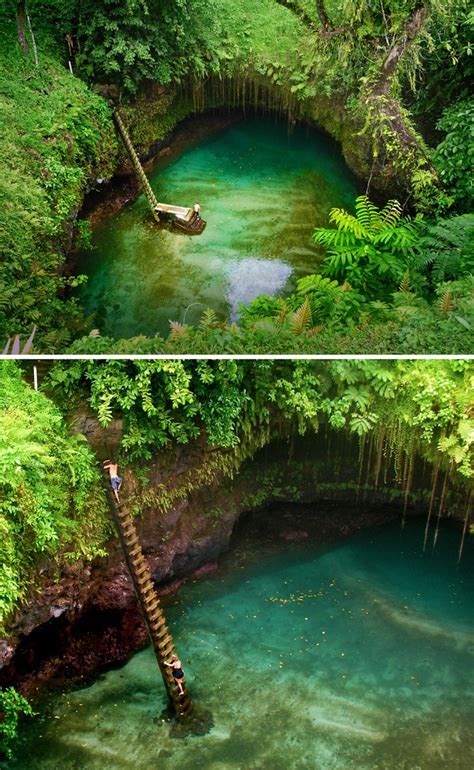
[0, 362, 111, 632]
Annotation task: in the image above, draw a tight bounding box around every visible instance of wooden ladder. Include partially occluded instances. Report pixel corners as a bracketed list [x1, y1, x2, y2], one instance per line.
[113, 109, 160, 217]
[103, 473, 192, 717]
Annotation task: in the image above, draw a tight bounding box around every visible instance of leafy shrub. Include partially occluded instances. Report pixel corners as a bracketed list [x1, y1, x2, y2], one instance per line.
[0, 687, 35, 760]
[434, 99, 474, 209]
[415, 214, 474, 284]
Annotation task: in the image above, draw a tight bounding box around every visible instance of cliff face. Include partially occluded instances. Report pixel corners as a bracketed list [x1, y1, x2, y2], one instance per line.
[0, 419, 441, 697]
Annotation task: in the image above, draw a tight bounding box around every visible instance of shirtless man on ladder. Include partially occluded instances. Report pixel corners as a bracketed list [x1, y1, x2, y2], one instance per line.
[103, 460, 122, 503]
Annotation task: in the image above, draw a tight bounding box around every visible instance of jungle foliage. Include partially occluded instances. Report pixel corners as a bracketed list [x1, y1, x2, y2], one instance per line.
[0, 362, 111, 633]
[47, 358, 473, 480]
[0, 20, 116, 348]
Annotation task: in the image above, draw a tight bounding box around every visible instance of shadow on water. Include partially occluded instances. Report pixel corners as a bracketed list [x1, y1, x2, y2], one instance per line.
[9, 513, 474, 770]
[76, 116, 358, 339]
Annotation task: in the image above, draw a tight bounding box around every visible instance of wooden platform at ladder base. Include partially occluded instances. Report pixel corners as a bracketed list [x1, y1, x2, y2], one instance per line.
[153, 204, 207, 236]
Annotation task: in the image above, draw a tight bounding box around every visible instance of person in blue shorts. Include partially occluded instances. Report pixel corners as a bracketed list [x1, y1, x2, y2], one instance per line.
[103, 460, 122, 503]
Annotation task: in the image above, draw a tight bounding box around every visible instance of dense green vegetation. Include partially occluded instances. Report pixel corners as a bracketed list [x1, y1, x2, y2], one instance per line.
[0, 687, 35, 760]
[0, 31, 115, 349]
[0, 362, 111, 631]
[46, 358, 474, 478]
[0, 0, 472, 352]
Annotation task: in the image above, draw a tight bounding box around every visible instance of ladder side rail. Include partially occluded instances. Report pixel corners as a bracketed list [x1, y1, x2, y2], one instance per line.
[113, 110, 159, 211]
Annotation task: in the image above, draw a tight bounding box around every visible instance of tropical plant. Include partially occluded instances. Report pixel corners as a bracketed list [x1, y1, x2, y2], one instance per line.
[313, 195, 421, 298]
[415, 214, 474, 284]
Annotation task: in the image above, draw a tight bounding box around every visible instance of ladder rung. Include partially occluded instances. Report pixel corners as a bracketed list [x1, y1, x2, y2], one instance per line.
[120, 516, 133, 528]
[137, 575, 153, 587]
[149, 611, 164, 624]
[154, 625, 168, 640]
[152, 625, 169, 640]
[135, 563, 148, 577]
[131, 555, 144, 567]
[158, 634, 172, 649]
[142, 589, 157, 603]
[129, 546, 142, 558]
[145, 600, 160, 614]
[124, 534, 138, 545]
[122, 527, 135, 538]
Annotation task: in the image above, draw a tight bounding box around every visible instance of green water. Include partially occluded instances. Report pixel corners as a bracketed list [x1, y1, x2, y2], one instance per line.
[10, 517, 473, 769]
[77, 117, 358, 338]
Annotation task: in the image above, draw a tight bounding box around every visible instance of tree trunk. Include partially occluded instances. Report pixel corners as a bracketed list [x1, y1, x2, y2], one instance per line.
[16, 1, 29, 56]
[375, 5, 427, 94]
[315, 0, 332, 32]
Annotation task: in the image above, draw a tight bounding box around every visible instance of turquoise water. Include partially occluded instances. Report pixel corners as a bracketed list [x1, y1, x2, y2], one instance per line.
[77, 117, 357, 338]
[9, 517, 473, 769]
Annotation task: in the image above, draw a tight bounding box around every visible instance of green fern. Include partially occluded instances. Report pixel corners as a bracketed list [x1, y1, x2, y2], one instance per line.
[199, 308, 219, 328]
[399, 271, 412, 293]
[438, 287, 454, 315]
[313, 195, 420, 299]
[274, 300, 289, 325]
[415, 214, 474, 283]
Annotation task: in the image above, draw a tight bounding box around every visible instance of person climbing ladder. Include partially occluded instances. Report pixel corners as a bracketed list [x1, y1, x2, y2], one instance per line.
[103, 459, 122, 503]
[164, 654, 186, 696]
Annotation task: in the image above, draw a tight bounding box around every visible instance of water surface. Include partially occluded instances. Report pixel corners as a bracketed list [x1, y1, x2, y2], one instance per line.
[10, 517, 473, 769]
[77, 117, 357, 338]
